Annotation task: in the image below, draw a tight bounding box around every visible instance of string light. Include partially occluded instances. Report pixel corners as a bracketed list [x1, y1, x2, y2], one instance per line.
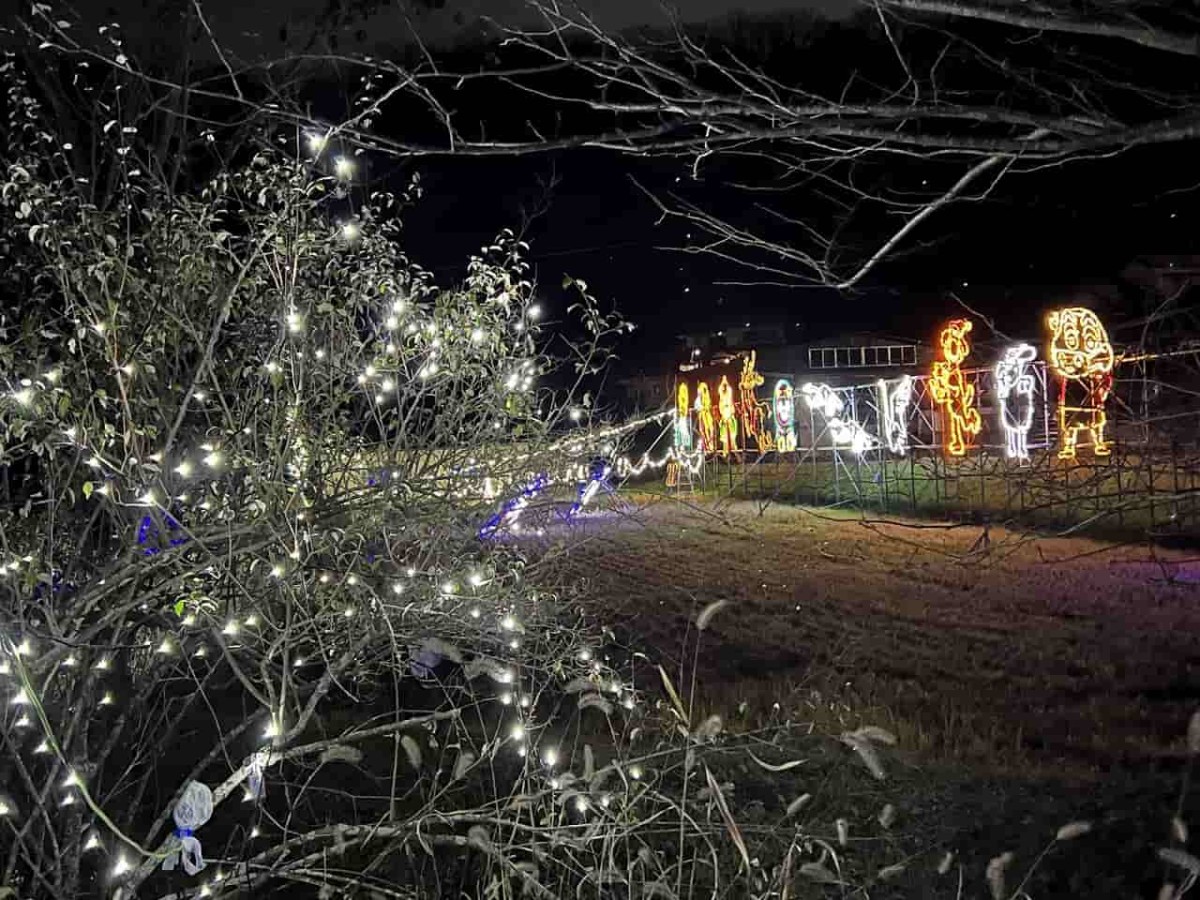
[1047, 307, 1113, 459]
[994, 345, 1037, 461]
[929, 319, 982, 457]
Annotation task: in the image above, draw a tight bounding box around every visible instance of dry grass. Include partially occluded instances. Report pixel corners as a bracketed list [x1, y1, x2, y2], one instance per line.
[547, 495, 1200, 775]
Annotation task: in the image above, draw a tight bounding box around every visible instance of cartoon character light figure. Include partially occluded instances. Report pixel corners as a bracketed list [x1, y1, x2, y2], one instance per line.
[929, 318, 982, 457]
[773, 379, 796, 452]
[738, 351, 773, 451]
[674, 382, 692, 451]
[877, 375, 913, 456]
[801, 383, 873, 455]
[717, 375, 739, 455]
[695, 382, 716, 452]
[1047, 307, 1114, 459]
[994, 343, 1037, 461]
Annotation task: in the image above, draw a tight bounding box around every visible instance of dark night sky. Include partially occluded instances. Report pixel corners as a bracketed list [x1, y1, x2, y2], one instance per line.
[35, 1, 1200, 371]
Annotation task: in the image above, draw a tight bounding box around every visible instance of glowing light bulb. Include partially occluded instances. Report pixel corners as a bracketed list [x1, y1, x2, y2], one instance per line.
[333, 156, 355, 180]
[137, 490, 156, 506]
[385, 316, 398, 330]
[174, 460, 193, 477]
[341, 221, 360, 242]
[16, 639, 32, 657]
[527, 304, 541, 320]
[264, 717, 280, 740]
[112, 854, 131, 877]
[510, 723, 525, 741]
[286, 312, 304, 334]
[391, 582, 404, 595]
[99, 691, 114, 706]
[84, 832, 100, 850]
[156, 638, 172, 654]
[203, 451, 222, 468]
[10, 689, 29, 706]
[542, 747, 558, 767]
[94, 657, 110, 671]
[305, 132, 327, 155]
[12, 388, 32, 406]
[222, 620, 239, 636]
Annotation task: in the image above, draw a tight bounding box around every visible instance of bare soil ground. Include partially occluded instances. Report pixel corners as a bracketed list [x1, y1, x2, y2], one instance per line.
[554, 496, 1200, 773]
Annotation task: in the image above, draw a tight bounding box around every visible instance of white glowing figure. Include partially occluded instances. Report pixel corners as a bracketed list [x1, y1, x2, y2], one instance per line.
[994, 343, 1037, 461]
[773, 380, 796, 451]
[876, 376, 913, 456]
[801, 383, 873, 455]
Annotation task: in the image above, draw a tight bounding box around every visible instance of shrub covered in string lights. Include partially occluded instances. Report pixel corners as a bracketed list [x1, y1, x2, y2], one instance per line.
[0, 58, 663, 899]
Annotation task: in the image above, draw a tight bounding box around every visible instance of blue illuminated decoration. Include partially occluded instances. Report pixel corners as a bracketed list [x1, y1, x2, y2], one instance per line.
[137, 510, 190, 556]
[478, 474, 549, 540]
[567, 459, 612, 519]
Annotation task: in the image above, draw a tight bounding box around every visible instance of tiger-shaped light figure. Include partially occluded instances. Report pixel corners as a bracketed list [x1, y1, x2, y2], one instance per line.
[1047, 307, 1114, 459]
[994, 343, 1037, 461]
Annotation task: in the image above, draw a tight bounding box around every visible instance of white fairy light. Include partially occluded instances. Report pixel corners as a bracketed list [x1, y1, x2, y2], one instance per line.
[527, 304, 541, 320]
[137, 490, 156, 506]
[203, 451, 222, 468]
[10, 689, 29, 706]
[63, 653, 77, 668]
[14, 714, 30, 728]
[250, 826, 260, 838]
[62, 770, 80, 788]
[84, 832, 101, 851]
[500, 615, 516, 631]
[244, 615, 258, 627]
[305, 132, 327, 155]
[174, 460, 193, 477]
[333, 156, 355, 179]
[391, 582, 404, 595]
[156, 637, 173, 654]
[12, 388, 32, 406]
[500, 691, 513, 706]
[34, 739, 50, 754]
[222, 620, 239, 636]
[264, 716, 281, 740]
[286, 311, 304, 334]
[119, 363, 135, 377]
[182, 614, 196, 627]
[99, 691, 114, 706]
[385, 316, 398, 330]
[542, 747, 558, 767]
[510, 722, 525, 741]
[470, 327, 485, 344]
[270, 564, 284, 578]
[94, 656, 110, 671]
[112, 854, 131, 877]
[15, 639, 32, 657]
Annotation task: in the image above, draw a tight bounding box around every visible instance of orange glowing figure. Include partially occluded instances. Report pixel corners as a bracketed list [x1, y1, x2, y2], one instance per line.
[694, 382, 716, 452]
[928, 318, 982, 456]
[1047, 307, 1113, 459]
[717, 375, 739, 456]
[737, 351, 772, 451]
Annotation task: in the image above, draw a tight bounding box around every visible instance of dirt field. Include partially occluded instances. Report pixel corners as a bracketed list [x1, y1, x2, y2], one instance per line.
[548, 496, 1200, 774]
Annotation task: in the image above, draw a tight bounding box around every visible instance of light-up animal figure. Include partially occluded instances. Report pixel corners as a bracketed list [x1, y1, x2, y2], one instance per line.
[773, 379, 796, 452]
[1047, 307, 1114, 459]
[801, 383, 873, 455]
[994, 343, 1037, 461]
[876, 375, 913, 456]
[717, 375, 739, 455]
[674, 382, 692, 451]
[695, 382, 716, 452]
[568, 459, 612, 518]
[738, 351, 772, 451]
[929, 318, 982, 457]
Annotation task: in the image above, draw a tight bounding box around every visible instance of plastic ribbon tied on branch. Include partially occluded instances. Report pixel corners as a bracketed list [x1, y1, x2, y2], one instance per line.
[162, 781, 213, 875]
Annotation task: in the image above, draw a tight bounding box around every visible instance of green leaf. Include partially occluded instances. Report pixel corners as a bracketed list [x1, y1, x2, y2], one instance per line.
[82, 481, 93, 500]
[173, 598, 185, 617]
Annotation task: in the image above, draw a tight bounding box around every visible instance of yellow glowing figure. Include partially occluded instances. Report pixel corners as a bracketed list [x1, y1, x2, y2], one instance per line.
[717, 375, 738, 456]
[928, 318, 982, 457]
[694, 382, 716, 452]
[674, 382, 692, 450]
[1047, 306, 1113, 459]
[737, 351, 772, 451]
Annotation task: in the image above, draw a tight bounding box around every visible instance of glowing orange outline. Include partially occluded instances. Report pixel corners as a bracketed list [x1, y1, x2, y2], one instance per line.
[695, 382, 716, 452]
[717, 375, 738, 456]
[928, 318, 982, 457]
[1047, 307, 1113, 459]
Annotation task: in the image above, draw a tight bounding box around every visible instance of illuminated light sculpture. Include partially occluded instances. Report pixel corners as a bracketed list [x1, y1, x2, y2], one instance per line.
[929, 319, 982, 456]
[773, 380, 796, 452]
[478, 473, 548, 539]
[737, 352, 773, 451]
[876, 375, 913, 456]
[1047, 306, 1113, 459]
[568, 459, 613, 518]
[695, 382, 716, 452]
[994, 343, 1037, 461]
[801, 383, 873, 455]
[716, 376, 739, 456]
[674, 382, 692, 450]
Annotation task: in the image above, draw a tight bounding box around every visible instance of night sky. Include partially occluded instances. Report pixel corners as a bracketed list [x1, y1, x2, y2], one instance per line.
[22, 0, 1200, 373]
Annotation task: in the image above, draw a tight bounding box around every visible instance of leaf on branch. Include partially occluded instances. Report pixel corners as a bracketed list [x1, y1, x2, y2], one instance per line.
[401, 734, 422, 769]
[319, 745, 364, 766]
